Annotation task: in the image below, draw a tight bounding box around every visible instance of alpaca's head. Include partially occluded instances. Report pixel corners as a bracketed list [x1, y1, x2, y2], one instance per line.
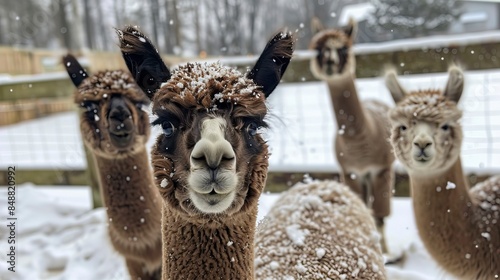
[63, 55, 151, 158]
[385, 66, 464, 176]
[118, 27, 294, 220]
[309, 17, 357, 80]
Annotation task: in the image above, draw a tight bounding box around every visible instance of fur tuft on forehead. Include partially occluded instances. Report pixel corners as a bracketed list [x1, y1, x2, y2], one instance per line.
[390, 90, 462, 124]
[154, 62, 266, 114]
[309, 29, 351, 50]
[74, 70, 149, 104]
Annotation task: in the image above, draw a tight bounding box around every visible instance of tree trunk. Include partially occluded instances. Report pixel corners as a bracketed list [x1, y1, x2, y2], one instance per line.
[83, 0, 94, 49]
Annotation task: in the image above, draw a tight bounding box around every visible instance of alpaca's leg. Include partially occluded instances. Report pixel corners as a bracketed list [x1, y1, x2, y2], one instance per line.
[126, 258, 161, 280]
[371, 167, 394, 254]
[341, 171, 364, 200]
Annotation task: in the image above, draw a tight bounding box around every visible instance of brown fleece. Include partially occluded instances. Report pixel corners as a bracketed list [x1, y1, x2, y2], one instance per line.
[149, 66, 270, 279]
[255, 180, 386, 279]
[74, 70, 162, 280]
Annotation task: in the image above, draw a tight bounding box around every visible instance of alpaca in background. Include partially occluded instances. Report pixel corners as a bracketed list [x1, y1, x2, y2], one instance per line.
[63, 55, 162, 279]
[385, 65, 499, 279]
[309, 18, 395, 255]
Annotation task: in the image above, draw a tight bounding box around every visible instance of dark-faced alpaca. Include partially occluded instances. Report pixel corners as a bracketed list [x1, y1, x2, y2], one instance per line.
[63, 56, 162, 280]
[117, 26, 293, 279]
[386, 66, 499, 279]
[309, 18, 395, 255]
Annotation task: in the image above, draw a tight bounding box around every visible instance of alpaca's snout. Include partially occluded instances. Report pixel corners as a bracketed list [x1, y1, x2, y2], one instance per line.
[108, 96, 134, 146]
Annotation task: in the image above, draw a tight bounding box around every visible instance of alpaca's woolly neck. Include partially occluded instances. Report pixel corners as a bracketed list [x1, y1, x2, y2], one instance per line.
[93, 150, 162, 272]
[410, 157, 500, 279]
[327, 75, 368, 138]
[161, 205, 256, 279]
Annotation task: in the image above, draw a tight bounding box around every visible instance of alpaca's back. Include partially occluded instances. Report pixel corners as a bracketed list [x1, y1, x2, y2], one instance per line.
[255, 180, 386, 279]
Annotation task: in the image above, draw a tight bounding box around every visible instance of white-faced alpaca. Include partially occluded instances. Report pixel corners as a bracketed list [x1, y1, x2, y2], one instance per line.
[63, 55, 162, 280]
[385, 66, 500, 279]
[309, 18, 394, 254]
[118, 26, 294, 279]
[255, 180, 386, 279]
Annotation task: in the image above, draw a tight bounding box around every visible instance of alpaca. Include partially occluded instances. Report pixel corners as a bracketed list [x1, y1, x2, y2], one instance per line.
[63, 55, 162, 280]
[117, 26, 294, 279]
[309, 18, 395, 254]
[385, 65, 500, 279]
[255, 180, 386, 279]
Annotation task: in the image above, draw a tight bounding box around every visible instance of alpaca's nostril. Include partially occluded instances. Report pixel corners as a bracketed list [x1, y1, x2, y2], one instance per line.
[413, 142, 432, 149]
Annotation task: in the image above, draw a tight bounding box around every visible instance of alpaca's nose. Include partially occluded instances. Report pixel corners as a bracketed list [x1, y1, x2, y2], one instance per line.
[109, 98, 131, 122]
[108, 97, 133, 134]
[191, 138, 235, 171]
[413, 141, 432, 150]
[190, 118, 236, 176]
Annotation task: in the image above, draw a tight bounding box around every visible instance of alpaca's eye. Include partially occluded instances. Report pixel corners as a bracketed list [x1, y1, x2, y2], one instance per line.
[399, 125, 407, 132]
[441, 124, 449, 131]
[246, 122, 258, 136]
[81, 101, 98, 111]
[162, 121, 176, 137]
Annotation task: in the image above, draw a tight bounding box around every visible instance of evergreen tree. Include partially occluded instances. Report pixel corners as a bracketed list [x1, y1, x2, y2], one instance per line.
[368, 0, 462, 38]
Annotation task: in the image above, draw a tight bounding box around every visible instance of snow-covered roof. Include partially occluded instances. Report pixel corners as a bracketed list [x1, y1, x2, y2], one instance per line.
[1, 69, 499, 174]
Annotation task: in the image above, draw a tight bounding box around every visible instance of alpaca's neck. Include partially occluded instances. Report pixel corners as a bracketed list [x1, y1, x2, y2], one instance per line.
[327, 75, 367, 136]
[162, 205, 256, 279]
[93, 150, 162, 235]
[410, 157, 480, 267]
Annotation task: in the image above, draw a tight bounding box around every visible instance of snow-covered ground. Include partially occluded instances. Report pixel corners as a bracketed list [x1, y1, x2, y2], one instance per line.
[0, 184, 454, 280]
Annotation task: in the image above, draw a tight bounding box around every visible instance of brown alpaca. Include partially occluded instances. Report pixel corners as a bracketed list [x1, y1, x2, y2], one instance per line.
[385, 65, 500, 279]
[309, 18, 395, 254]
[63, 55, 162, 280]
[117, 26, 294, 279]
[255, 180, 386, 279]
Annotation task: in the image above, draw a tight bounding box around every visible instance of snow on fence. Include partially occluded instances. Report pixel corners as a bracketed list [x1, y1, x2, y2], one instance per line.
[1, 68, 499, 176]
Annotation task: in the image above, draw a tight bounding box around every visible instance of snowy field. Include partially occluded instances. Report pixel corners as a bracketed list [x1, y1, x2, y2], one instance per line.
[0, 184, 455, 280]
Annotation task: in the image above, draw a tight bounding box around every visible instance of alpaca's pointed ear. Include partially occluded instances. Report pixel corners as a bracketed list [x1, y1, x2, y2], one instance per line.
[311, 17, 324, 35]
[247, 31, 294, 98]
[344, 17, 357, 40]
[62, 54, 88, 88]
[384, 67, 407, 103]
[117, 26, 171, 100]
[443, 65, 464, 103]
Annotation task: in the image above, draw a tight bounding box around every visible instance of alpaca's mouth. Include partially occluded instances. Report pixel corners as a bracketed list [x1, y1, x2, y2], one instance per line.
[109, 131, 132, 147]
[414, 156, 431, 164]
[189, 190, 235, 214]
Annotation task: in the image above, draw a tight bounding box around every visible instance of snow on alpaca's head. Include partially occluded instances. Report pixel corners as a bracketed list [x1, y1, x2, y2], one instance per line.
[152, 61, 264, 115]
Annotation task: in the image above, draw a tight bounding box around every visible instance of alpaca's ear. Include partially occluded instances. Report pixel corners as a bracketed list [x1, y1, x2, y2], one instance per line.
[384, 67, 407, 103]
[117, 26, 171, 100]
[443, 65, 464, 103]
[311, 17, 324, 34]
[344, 17, 357, 40]
[62, 54, 88, 88]
[247, 31, 294, 98]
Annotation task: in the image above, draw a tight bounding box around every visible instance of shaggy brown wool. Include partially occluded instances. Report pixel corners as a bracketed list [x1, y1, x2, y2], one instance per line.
[118, 26, 293, 279]
[255, 180, 386, 279]
[64, 55, 162, 280]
